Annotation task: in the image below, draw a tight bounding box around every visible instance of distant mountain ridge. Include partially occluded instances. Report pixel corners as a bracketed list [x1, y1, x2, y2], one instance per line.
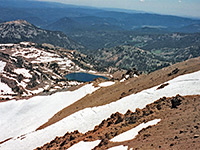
[44, 12, 200, 34]
[45, 16, 123, 33]
[0, 20, 82, 50]
[0, 0, 200, 32]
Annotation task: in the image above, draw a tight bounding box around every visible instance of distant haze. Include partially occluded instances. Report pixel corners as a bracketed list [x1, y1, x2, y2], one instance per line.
[37, 0, 200, 18]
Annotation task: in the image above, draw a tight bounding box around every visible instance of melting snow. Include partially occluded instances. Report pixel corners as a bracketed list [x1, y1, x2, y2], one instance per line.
[110, 119, 161, 142]
[67, 140, 101, 150]
[0, 70, 200, 150]
[99, 81, 115, 87]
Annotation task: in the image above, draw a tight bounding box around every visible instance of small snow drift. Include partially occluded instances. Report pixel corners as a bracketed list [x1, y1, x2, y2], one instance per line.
[99, 81, 115, 87]
[67, 140, 101, 150]
[110, 119, 161, 142]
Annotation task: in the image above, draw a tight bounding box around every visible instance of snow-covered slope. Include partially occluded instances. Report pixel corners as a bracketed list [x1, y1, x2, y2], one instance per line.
[0, 84, 98, 143]
[0, 70, 200, 150]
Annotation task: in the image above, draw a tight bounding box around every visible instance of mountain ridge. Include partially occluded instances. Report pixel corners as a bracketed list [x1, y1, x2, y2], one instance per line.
[0, 20, 82, 50]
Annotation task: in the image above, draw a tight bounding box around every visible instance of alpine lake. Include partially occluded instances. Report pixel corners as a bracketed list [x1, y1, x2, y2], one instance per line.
[65, 72, 108, 82]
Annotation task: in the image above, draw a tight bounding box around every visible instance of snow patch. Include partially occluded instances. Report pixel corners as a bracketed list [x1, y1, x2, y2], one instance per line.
[0, 43, 14, 47]
[14, 68, 32, 78]
[0, 61, 6, 73]
[0, 80, 14, 95]
[120, 78, 126, 82]
[20, 42, 30, 46]
[67, 140, 101, 150]
[110, 119, 161, 142]
[99, 81, 115, 87]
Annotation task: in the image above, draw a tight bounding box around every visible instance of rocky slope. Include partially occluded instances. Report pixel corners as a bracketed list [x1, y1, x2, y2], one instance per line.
[0, 42, 96, 101]
[0, 20, 82, 50]
[36, 94, 200, 150]
[32, 57, 200, 150]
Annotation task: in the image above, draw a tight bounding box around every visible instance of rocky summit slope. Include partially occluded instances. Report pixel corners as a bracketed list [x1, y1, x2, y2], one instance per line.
[0, 57, 199, 150]
[0, 42, 95, 101]
[37, 95, 200, 150]
[0, 20, 82, 50]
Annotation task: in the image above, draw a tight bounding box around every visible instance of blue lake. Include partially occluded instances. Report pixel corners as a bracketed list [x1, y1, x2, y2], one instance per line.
[65, 72, 108, 82]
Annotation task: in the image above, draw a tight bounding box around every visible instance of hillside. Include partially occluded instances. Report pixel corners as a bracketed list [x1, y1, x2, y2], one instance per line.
[92, 45, 170, 73]
[0, 57, 199, 150]
[79, 33, 200, 73]
[0, 20, 81, 50]
[0, 42, 98, 101]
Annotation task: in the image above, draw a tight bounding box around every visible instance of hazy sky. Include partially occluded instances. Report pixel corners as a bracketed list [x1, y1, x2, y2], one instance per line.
[38, 0, 200, 18]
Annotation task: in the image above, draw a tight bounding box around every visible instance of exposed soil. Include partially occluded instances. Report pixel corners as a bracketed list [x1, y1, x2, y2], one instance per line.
[36, 94, 200, 150]
[37, 57, 200, 130]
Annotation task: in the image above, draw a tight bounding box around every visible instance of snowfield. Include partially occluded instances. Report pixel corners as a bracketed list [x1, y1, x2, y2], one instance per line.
[0, 70, 200, 150]
[0, 84, 99, 147]
[110, 119, 161, 142]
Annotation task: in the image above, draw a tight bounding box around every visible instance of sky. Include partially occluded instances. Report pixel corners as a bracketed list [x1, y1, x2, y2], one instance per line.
[37, 0, 200, 18]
